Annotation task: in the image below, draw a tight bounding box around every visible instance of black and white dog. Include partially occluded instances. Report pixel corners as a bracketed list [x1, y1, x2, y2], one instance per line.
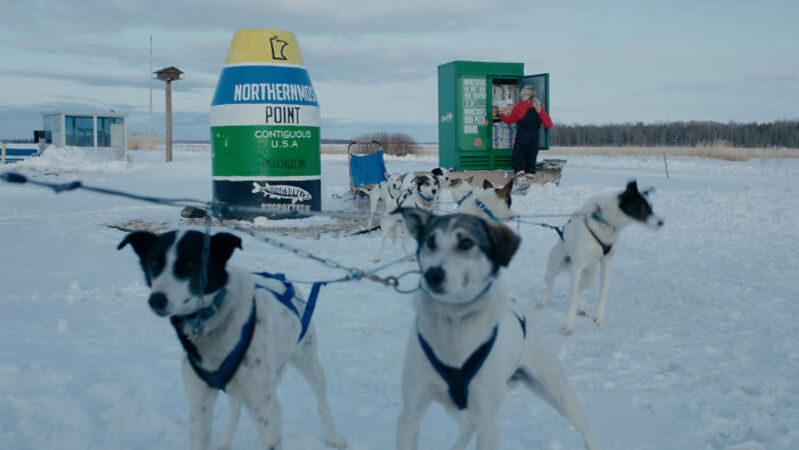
[118, 230, 346, 450]
[537, 180, 664, 334]
[394, 209, 597, 450]
[366, 172, 406, 230]
[453, 178, 516, 222]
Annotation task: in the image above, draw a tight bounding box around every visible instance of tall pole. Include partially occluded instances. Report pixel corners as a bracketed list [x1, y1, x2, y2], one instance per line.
[148, 35, 153, 150]
[165, 79, 173, 162]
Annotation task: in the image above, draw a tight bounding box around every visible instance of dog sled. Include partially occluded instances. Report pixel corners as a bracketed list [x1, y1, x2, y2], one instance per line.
[347, 139, 388, 199]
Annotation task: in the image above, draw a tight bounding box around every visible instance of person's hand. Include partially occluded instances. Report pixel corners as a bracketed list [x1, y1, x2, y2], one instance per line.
[533, 97, 542, 113]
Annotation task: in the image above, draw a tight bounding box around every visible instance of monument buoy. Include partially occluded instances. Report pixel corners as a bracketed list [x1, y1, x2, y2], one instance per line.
[211, 29, 321, 219]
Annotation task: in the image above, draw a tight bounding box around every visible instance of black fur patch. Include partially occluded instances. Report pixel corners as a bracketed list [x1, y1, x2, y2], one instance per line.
[618, 181, 653, 222]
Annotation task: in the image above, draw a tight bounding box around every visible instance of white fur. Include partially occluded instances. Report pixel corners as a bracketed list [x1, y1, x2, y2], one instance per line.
[396, 216, 596, 449]
[366, 173, 405, 230]
[537, 190, 663, 335]
[145, 235, 346, 450]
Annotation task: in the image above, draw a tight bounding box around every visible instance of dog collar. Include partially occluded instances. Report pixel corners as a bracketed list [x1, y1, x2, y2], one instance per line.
[417, 324, 498, 410]
[475, 199, 500, 222]
[417, 189, 434, 204]
[455, 190, 473, 207]
[173, 287, 228, 337]
[171, 298, 257, 391]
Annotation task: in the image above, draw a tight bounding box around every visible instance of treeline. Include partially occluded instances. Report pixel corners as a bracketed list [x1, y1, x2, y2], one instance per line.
[550, 120, 799, 148]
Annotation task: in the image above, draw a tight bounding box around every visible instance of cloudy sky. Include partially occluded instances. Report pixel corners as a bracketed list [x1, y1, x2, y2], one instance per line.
[1, 0, 797, 141]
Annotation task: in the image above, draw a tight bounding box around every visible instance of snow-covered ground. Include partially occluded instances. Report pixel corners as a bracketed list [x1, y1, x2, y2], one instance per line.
[1, 146, 797, 449]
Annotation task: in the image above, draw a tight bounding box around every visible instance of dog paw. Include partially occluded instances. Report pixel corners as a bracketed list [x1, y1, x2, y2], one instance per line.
[535, 302, 545, 309]
[577, 309, 587, 316]
[593, 315, 603, 326]
[373, 257, 381, 263]
[562, 325, 573, 336]
[326, 433, 348, 449]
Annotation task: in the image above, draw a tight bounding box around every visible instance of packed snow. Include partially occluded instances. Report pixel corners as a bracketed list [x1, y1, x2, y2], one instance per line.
[1, 146, 797, 449]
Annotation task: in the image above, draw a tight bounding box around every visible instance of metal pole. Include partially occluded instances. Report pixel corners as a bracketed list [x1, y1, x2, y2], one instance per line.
[165, 80, 173, 162]
[149, 35, 153, 150]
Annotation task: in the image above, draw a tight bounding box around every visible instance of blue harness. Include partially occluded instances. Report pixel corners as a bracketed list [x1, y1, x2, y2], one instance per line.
[170, 273, 324, 391]
[475, 199, 500, 222]
[171, 289, 257, 391]
[253, 271, 323, 343]
[418, 325, 498, 410]
[417, 190, 434, 204]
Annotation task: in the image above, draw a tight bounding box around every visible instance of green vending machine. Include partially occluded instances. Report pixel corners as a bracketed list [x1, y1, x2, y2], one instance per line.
[438, 61, 549, 170]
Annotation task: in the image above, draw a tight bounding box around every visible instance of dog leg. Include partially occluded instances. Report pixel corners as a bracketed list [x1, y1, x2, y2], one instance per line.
[396, 387, 433, 450]
[289, 330, 347, 449]
[537, 245, 567, 309]
[564, 263, 585, 335]
[474, 416, 501, 450]
[593, 258, 612, 326]
[216, 396, 241, 450]
[444, 410, 475, 450]
[245, 395, 283, 450]
[520, 336, 598, 450]
[576, 264, 597, 316]
[183, 364, 218, 450]
[367, 190, 382, 230]
[374, 226, 389, 263]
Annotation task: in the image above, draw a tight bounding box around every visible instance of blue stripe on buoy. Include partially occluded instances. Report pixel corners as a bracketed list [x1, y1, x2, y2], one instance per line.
[211, 65, 318, 106]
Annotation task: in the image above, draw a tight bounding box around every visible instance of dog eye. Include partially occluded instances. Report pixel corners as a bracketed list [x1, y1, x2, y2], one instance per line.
[425, 235, 437, 250]
[457, 238, 474, 251]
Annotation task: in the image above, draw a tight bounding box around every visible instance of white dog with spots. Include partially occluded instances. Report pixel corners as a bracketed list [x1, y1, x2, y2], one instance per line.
[119, 230, 346, 450]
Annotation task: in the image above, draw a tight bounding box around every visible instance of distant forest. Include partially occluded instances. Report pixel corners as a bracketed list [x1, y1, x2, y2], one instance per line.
[549, 120, 799, 148]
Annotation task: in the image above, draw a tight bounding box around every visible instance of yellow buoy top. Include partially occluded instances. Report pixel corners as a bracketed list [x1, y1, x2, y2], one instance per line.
[224, 29, 305, 66]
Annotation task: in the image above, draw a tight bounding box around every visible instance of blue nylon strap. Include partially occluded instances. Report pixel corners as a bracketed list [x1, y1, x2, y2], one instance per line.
[455, 190, 473, 207]
[475, 199, 500, 222]
[417, 325, 499, 410]
[417, 190, 434, 203]
[253, 271, 322, 343]
[171, 299, 258, 391]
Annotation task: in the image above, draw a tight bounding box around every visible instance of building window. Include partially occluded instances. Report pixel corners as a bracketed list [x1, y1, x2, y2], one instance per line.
[97, 117, 123, 147]
[65, 115, 94, 146]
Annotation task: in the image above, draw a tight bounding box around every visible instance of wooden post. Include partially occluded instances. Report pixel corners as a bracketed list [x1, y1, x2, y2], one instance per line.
[154, 66, 183, 163]
[165, 80, 173, 162]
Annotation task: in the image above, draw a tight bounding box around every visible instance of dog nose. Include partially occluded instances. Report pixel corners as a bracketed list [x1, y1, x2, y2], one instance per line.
[424, 267, 445, 287]
[148, 292, 168, 314]
[432, 189, 437, 194]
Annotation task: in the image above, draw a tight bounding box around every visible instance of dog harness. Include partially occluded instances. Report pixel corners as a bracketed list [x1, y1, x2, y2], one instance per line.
[585, 210, 615, 255]
[417, 189, 434, 204]
[171, 289, 257, 391]
[474, 198, 501, 222]
[455, 190, 473, 207]
[418, 325, 498, 410]
[253, 271, 323, 343]
[417, 307, 528, 410]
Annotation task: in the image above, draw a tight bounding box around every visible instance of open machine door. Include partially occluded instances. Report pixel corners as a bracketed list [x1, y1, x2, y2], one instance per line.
[521, 73, 550, 150]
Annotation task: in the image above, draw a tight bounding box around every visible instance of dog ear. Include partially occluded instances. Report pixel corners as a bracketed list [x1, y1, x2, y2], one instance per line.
[484, 222, 521, 268]
[210, 232, 242, 265]
[498, 178, 513, 197]
[117, 231, 158, 260]
[626, 180, 638, 193]
[431, 167, 443, 177]
[465, 176, 474, 184]
[395, 207, 433, 242]
[482, 179, 495, 189]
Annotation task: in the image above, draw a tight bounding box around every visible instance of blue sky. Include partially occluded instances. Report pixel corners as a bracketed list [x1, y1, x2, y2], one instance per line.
[1, 0, 797, 141]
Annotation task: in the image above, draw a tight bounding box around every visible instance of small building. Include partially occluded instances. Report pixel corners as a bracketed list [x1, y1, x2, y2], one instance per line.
[41, 111, 127, 156]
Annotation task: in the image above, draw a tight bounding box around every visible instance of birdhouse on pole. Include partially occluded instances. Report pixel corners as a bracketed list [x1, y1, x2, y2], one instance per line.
[155, 66, 183, 162]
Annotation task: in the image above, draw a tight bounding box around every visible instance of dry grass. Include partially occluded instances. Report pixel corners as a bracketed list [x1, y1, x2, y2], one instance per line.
[547, 144, 799, 161]
[127, 132, 164, 150]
